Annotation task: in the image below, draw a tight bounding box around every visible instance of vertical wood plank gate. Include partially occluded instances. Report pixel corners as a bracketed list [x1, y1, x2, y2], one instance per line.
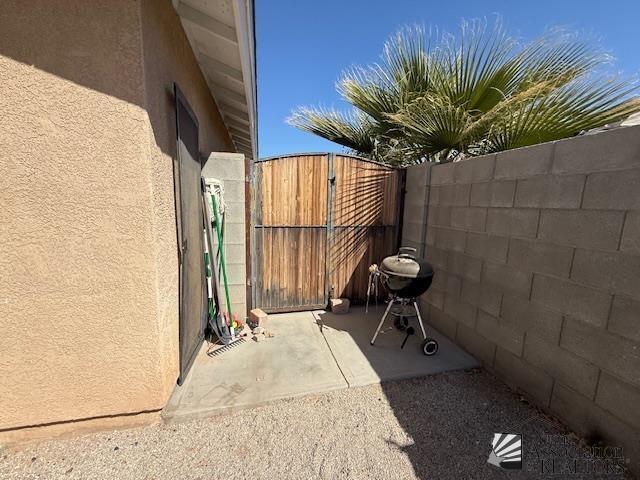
[252, 153, 404, 313]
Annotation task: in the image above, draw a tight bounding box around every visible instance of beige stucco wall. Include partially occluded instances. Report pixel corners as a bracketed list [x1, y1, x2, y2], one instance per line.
[0, 0, 234, 439]
[139, 0, 235, 404]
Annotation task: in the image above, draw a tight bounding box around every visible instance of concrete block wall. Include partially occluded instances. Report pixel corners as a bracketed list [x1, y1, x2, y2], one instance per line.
[203, 152, 248, 319]
[402, 125, 640, 474]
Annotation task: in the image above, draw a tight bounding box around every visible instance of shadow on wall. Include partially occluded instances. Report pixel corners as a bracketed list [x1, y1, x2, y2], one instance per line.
[330, 227, 396, 301]
[254, 155, 402, 310]
[0, 0, 237, 431]
[330, 163, 400, 302]
[315, 147, 633, 477]
[0, 0, 233, 160]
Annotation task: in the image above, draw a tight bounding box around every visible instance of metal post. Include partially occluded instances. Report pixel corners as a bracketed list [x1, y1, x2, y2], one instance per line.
[413, 301, 427, 340]
[325, 153, 335, 306]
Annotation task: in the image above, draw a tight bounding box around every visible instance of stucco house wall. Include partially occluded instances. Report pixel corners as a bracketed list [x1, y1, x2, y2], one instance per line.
[0, 0, 234, 441]
[139, 0, 235, 403]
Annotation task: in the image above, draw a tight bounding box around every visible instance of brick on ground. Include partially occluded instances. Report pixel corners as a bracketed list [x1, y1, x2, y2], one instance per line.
[330, 298, 350, 314]
[250, 308, 268, 327]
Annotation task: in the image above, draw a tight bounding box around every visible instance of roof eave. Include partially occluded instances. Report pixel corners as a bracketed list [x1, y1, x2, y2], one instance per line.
[173, 0, 258, 161]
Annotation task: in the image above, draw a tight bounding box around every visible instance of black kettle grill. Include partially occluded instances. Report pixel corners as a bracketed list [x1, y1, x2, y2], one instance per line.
[370, 247, 439, 356]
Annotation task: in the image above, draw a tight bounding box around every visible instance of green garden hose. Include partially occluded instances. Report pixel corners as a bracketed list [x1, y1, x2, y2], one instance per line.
[210, 193, 232, 317]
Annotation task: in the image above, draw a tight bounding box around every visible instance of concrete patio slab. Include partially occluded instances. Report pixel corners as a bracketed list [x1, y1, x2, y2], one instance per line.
[163, 306, 478, 423]
[162, 311, 348, 422]
[315, 306, 479, 387]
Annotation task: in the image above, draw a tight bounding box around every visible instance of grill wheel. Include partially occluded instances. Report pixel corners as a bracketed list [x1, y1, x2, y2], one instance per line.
[422, 338, 439, 356]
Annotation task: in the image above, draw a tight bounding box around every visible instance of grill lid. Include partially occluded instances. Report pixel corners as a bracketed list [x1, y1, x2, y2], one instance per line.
[380, 247, 434, 279]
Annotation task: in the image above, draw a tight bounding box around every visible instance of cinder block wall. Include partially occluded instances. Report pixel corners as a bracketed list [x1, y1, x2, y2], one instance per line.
[402, 125, 640, 474]
[203, 152, 248, 319]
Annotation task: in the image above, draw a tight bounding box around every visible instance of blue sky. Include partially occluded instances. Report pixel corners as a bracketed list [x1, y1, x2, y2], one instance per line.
[256, 0, 640, 158]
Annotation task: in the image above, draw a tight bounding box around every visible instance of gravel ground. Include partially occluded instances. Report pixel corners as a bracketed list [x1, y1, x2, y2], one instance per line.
[1, 370, 632, 480]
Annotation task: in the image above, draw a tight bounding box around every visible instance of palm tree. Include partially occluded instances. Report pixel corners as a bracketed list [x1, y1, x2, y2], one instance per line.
[287, 20, 640, 165]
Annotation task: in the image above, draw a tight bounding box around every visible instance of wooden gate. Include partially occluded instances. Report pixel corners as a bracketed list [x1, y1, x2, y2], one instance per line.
[252, 153, 403, 313]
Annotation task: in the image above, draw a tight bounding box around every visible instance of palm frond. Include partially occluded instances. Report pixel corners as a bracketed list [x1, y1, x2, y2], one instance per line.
[288, 18, 640, 165]
[286, 107, 376, 154]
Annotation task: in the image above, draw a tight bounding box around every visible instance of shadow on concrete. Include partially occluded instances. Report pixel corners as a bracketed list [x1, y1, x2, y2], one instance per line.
[164, 300, 623, 478]
[162, 306, 476, 423]
[314, 306, 477, 387]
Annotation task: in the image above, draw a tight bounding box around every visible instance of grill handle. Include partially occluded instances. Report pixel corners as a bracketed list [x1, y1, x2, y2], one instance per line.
[398, 246, 417, 260]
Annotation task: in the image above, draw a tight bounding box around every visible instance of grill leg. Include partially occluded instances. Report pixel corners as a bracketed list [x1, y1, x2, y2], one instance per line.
[370, 298, 394, 345]
[413, 301, 427, 340]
